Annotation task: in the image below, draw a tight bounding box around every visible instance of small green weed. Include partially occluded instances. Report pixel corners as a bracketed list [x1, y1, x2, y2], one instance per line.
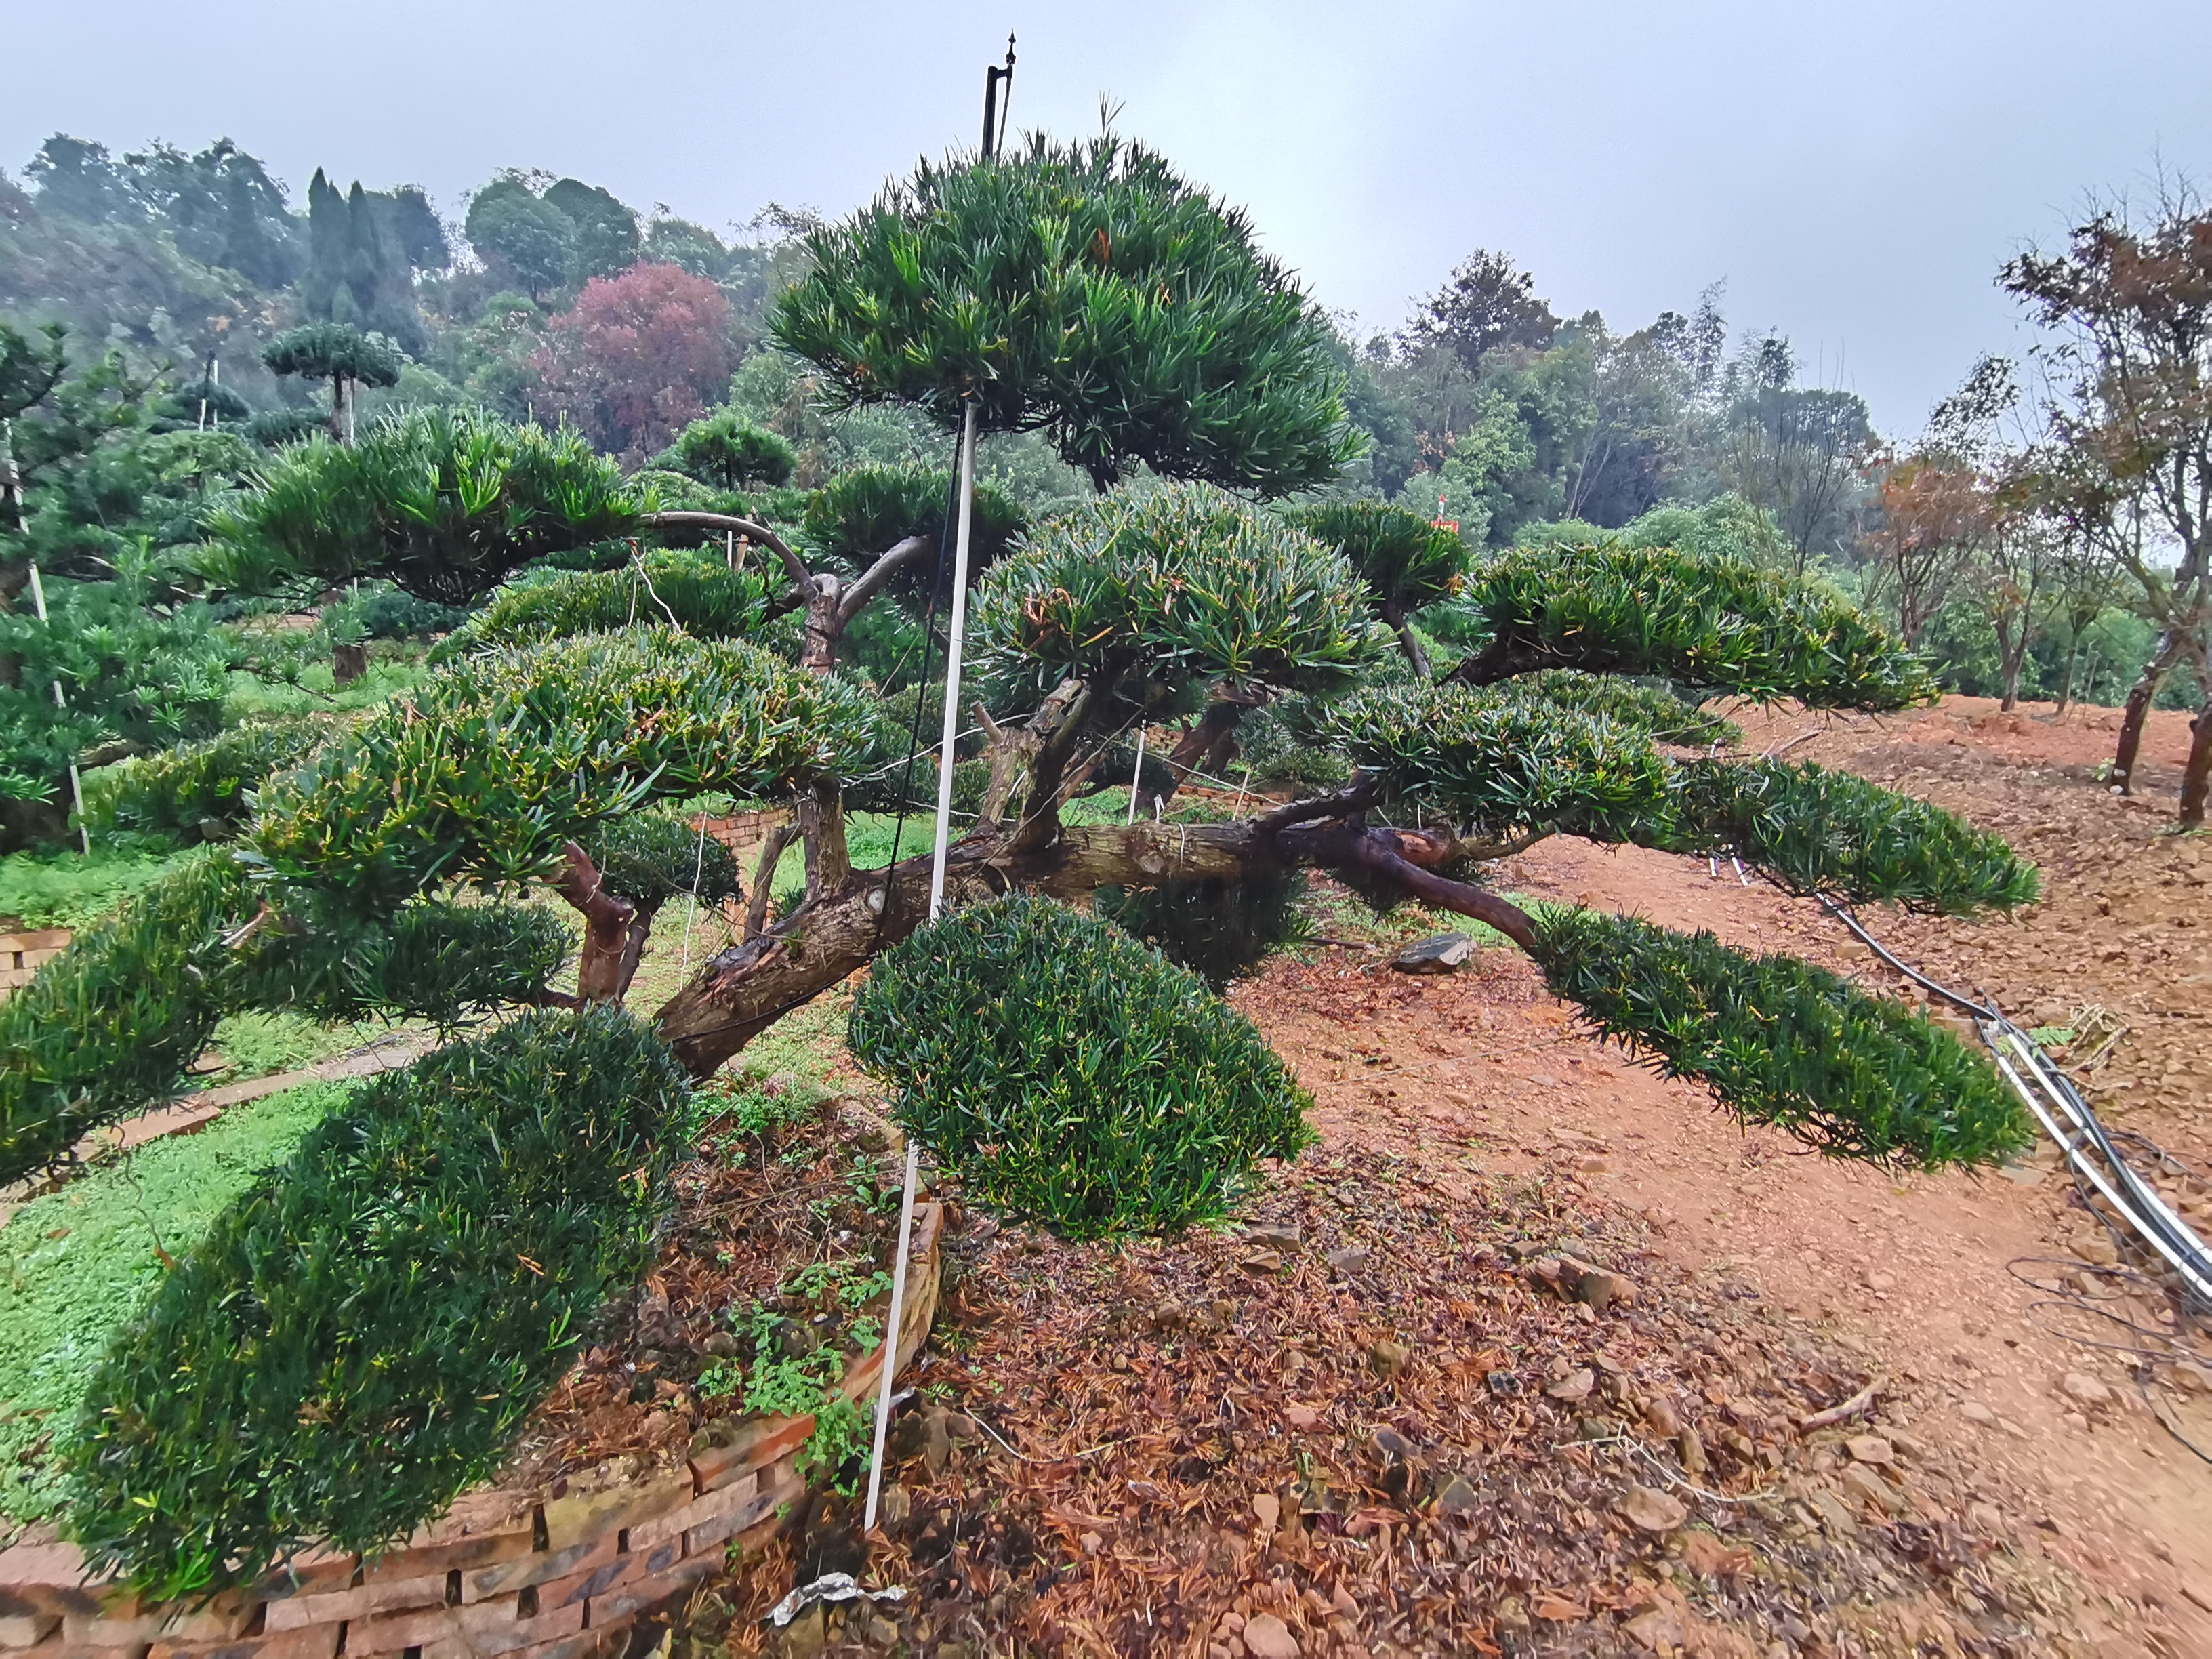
[796, 1396, 869, 1496]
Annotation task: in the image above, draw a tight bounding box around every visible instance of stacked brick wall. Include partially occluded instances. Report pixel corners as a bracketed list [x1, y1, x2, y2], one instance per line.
[0, 1206, 942, 1659]
[0, 931, 68, 1001]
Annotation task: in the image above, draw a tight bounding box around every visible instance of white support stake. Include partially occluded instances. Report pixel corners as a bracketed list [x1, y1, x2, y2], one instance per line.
[1126, 725, 1147, 825]
[28, 565, 89, 856]
[868, 397, 979, 1534]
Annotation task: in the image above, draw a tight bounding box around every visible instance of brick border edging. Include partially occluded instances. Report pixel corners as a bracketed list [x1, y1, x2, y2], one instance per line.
[0, 1204, 943, 1659]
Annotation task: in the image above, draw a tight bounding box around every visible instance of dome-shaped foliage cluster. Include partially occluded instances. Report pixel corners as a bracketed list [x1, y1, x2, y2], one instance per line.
[773, 136, 1360, 494]
[849, 894, 1313, 1238]
[975, 483, 1383, 699]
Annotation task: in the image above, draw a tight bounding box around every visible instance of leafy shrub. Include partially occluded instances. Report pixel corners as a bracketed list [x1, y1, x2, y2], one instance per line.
[325, 586, 469, 642]
[849, 894, 1313, 1237]
[1488, 670, 1738, 747]
[83, 717, 335, 840]
[0, 567, 240, 798]
[243, 899, 573, 1027]
[975, 483, 1385, 700]
[1456, 543, 1938, 710]
[65, 1008, 691, 1597]
[1530, 907, 2030, 1169]
[1097, 869, 1312, 989]
[801, 466, 1023, 600]
[0, 854, 570, 1187]
[252, 629, 875, 907]
[434, 550, 777, 659]
[579, 806, 745, 912]
[660, 408, 795, 490]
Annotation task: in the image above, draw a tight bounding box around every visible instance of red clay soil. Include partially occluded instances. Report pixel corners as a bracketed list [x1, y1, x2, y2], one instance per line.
[693, 695, 2211, 1659]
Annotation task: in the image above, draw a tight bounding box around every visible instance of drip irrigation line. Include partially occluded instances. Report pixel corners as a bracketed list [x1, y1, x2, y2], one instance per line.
[1818, 898, 2212, 1461]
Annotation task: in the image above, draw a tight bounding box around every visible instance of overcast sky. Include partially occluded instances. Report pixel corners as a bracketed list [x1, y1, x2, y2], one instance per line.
[9, 0, 2209, 434]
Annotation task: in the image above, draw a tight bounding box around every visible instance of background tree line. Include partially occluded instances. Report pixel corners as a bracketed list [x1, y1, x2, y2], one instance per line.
[2, 125, 2208, 864]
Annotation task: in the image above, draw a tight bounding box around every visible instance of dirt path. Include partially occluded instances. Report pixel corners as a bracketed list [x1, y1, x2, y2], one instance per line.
[1233, 695, 2211, 1654]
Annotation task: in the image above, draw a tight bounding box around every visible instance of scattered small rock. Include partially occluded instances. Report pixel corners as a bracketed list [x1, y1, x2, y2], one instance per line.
[2060, 1371, 2113, 1408]
[1369, 1339, 1411, 1379]
[1391, 933, 1474, 974]
[1240, 1248, 1284, 1275]
[1545, 1368, 1595, 1404]
[1644, 1397, 1681, 1437]
[1486, 1368, 1521, 1397]
[1283, 1404, 1321, 1431]
[1845, 1434, 1894, 1465]
[1618, 1485, 1689, 1533]
[1325, 1246, 1371, 1276]
[1252, 1492, 1281, 1534]
[1679, 1427, 1706, 1475]
[1680, 1530, 1749, 1577]
[1372, 1427, 1416, 1459]
[1242, 1612, 1300, 1658]
[1959, 1400, 1996, 1427]
[1245, 1223, 1303, 1248]
[1433, 1473, 1480, 1516]
[1839, 1462, 1906, 1515]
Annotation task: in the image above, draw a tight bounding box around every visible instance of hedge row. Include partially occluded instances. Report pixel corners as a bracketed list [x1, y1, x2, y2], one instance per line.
[66, 1008, 691, 1598]
[850, 894, 1312, 1237]
[1530, 906, 2029, 1170]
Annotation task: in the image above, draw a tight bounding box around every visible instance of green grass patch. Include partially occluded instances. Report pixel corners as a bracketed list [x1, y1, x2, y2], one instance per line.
[0, 1081, 349, 1527]
[205, 1011, 387, 1082]
[0, 846, 194, 931]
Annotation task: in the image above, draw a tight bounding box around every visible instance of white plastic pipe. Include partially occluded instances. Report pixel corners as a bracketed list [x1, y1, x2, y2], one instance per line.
[28, 565, 89, 856]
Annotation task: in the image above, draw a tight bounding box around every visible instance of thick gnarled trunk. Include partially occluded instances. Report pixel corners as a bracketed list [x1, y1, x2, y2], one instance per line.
[650, 806, 1534, 1081]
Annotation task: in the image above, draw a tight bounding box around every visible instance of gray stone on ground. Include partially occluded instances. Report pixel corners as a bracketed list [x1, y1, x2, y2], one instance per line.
[1391, 932, 1475, 973]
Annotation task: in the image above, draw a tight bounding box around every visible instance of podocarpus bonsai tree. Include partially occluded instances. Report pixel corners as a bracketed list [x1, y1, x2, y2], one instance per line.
[0, 134, 2039, 1597]
[260, 323, 401, 444]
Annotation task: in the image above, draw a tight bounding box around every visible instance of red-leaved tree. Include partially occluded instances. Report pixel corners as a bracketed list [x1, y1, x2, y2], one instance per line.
[533, 263, 734, 462]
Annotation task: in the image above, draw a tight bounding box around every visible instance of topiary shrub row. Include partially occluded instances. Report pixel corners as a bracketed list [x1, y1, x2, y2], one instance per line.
[1666, 758, 2041, 916]
[65, 1008, 691, 1599]
[1456, 543, 1940, 710]
[1530, 906, 2029, 1169]
[83, 717, 337, 841]
[849, 894, 1313, 1238]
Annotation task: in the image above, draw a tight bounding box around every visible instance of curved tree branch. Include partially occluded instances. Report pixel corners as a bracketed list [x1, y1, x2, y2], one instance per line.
[836, 534, 936, 625]
[638, 510, 813, 594]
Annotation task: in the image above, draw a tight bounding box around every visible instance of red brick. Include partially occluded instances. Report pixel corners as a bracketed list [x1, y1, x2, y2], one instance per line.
[579, 1557, 716, 1630]
[540, 1471, 691, 1553]
[502, 1626, 623, 1659]
[61, 1601, 244, 1650]
[3, 1645, 150, 1659]
[0, 1614, 59, 1647]
[360, 1525, 531, 1585]
[450, 1599, 584, 1656]
[724, 1467, 808, 1563]
[531, 1548, 651, 1616]
[337, 1605, 460, 1656]
[688, 1416, 811, 1494]
[260, 1571, 445, 1634]
[628, 1473, 756, 1555]
[459, 1530, 617, 1605]
[0, 1544, 110, 1621]
[245, 1551, 356, 1606]
[146, 1622, 340, 1659]
[685, 1477, 787, 1557]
